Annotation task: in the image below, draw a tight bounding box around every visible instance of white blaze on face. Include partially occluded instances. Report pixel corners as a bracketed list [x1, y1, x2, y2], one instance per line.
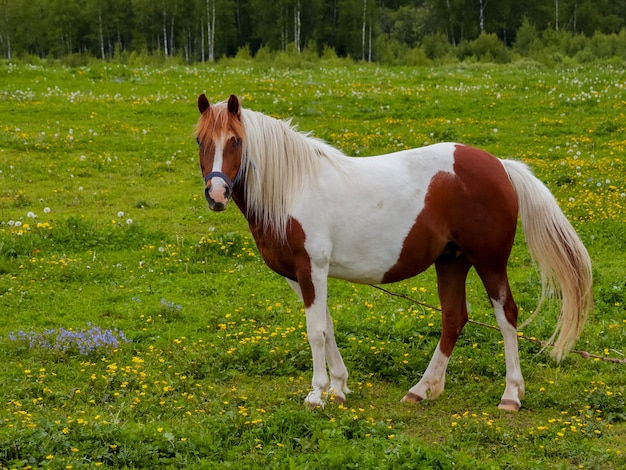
[207, 134, 230, 205]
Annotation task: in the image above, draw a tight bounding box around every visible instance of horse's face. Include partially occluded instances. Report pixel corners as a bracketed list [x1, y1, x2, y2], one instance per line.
[196, 94, 244, 211]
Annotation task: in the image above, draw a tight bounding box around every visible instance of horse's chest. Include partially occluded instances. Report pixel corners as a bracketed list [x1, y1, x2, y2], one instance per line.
[248, 218, 309, 282]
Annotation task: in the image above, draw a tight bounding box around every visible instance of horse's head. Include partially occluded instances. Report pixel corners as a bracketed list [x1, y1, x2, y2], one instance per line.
[196, 94, 244, 211]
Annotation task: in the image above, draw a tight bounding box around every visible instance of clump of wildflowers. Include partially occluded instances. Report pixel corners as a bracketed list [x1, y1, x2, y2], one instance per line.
[160, 298, 182, 312]
[7, 325, 130, 356]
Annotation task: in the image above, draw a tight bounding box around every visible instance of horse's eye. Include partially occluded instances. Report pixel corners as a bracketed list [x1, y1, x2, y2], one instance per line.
[231, 137, 241, 147]
[196, 137, 201, 146]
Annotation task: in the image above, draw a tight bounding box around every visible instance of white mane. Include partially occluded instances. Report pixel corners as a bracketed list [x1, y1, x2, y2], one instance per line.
[239, 108, 347, 238]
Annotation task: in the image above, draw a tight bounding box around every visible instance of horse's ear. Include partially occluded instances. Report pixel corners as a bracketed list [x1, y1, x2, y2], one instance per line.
[227, 94, 241, 118]
[198, 94, 210, 114]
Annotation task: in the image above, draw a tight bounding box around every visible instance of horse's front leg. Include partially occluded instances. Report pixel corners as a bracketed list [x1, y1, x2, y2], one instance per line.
[323, 306, 350, 403]
[286, 277, 349, 407]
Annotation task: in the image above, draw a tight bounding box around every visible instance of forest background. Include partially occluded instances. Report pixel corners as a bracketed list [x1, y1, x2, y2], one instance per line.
[1, 0, 626, 66]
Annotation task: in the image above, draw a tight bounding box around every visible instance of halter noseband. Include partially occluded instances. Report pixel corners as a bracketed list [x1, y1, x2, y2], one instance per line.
[204, 171, 235, 190]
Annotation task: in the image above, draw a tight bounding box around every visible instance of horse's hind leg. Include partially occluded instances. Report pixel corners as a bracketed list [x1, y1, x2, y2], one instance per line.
[476, 268, 525, 411]
[402, 254, 471, 403]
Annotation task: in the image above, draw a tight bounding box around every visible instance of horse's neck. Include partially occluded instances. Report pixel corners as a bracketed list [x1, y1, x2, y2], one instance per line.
[232, 185, 248, 218]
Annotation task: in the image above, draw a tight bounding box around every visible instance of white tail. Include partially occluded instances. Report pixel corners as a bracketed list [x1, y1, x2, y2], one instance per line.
[502, 160, 593, 362]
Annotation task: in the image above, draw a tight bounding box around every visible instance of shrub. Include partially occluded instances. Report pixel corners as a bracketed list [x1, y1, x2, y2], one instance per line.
[234, 44, 253, 61]
[460, 33, 510, 63]
[253, 45, 273, 64]
[422, 33, 454, 60]
[514, 17, 539, 56]
[375, 34, 408, 65]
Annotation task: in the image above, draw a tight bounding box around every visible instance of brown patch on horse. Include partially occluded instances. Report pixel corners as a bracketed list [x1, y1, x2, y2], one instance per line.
[195, 95, 245, 145]
[448, 145, 519, 259]
[244, 215, 316, 308]
[383, 145, 518, 285]
[196, 95, 246, 186]
[381, 170, 457, 284]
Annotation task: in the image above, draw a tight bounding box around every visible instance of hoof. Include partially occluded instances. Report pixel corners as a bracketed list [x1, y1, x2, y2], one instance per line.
[304, 392, 325, 410]
[330, 394, 345, 405]
[304, 399, 325, 410]
[498, 399, 521, 411]
[401, 392, 424, 404]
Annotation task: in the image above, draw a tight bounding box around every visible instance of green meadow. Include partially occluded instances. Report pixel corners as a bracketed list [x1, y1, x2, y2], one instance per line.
[0, 60, 625, 468]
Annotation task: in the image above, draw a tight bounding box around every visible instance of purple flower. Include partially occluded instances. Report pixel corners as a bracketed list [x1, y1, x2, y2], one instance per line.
[6, 326, 131, 356]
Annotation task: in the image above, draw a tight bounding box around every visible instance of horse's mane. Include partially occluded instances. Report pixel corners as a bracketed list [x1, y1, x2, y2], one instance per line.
[238, 108, 347, 238]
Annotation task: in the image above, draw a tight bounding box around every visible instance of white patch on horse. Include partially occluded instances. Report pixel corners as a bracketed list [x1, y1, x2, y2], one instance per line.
[207, 135, 230, 205]
[294, 144, 457, 284]
[492, 294, 525, 410]
[404, 342, 450, 400]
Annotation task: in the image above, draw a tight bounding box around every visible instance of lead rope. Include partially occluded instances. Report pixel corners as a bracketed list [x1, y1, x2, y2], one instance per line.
[368, 284, 626, 365]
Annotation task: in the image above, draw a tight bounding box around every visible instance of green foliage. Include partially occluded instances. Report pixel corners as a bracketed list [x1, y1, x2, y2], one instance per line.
[457, 33, 511, 63]
[422, 33, 456, 61]
[1, 0, 625, 65]
[514, 17, 540, 56]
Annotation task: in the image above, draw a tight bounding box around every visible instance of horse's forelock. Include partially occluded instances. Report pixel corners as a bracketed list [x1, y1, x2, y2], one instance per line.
[195, 101, 245, 142]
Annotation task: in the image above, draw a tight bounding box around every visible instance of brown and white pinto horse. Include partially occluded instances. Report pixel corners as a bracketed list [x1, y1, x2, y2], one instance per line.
[195, 94, 593, 411]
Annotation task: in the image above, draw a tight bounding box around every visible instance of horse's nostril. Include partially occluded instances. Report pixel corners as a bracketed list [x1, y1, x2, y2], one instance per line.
[204, 186, 211, 202]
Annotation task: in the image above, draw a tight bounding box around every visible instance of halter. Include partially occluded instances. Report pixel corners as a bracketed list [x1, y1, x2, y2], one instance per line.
[203, 162, 250, 190]
[204, 171, 235, 190]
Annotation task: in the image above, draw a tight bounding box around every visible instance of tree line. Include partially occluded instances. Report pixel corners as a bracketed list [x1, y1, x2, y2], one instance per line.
[0, 0, 625, 64]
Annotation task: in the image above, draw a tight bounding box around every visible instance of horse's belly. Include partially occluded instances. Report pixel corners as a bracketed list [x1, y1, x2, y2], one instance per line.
[327, 260, 396, 284]
[305, 203, 427, 284]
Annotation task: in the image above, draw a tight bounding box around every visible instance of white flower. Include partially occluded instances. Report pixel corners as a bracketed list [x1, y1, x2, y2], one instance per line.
[126, 219, 133, 225]
[117, 211, 125, 218]
[27, 212, 36, 219]
[43, 207, 51, 213]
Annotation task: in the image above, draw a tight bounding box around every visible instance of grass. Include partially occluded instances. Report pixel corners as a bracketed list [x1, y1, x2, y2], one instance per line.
[0, 60, 625, 469]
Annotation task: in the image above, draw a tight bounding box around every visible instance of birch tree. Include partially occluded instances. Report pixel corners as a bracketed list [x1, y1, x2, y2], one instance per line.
[206, 0, 215, 61]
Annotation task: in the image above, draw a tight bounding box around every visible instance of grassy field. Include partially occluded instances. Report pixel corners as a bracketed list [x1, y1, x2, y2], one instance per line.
[0, 60, 625, 469]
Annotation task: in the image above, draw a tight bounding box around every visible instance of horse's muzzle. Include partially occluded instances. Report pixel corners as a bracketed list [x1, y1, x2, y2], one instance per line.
[204, 185, 232, 212]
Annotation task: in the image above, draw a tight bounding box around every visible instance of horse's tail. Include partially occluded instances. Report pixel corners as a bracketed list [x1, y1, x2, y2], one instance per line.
[502, 159, 593, 362]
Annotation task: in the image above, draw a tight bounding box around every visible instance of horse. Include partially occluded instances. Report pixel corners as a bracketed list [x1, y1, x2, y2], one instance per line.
[194, 94, 593, 411]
